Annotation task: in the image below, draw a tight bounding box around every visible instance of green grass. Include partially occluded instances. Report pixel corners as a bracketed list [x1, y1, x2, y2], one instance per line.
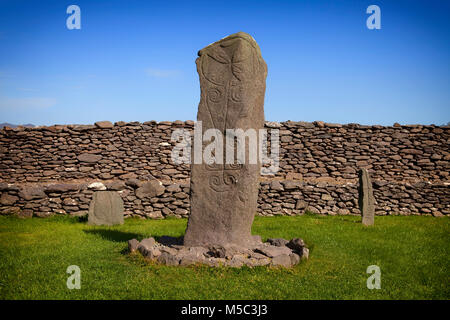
[0, 214, 448, 300]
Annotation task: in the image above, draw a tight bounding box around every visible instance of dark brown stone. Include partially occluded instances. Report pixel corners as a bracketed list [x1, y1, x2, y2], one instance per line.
[286, 238, 306, 253]
[267, 238, 289, 247]
[184, 32, 267, 247]
[128, 239, 139, 253]
[255, 244, 292, 258]
[106, 181, 126, 191]
[77, 153, 102, 163]
[94, 121, 114, 129]
[0, 193, 18, 205]
[45, 183, 80, 193]
[135, 181, 165, 199]
[17, 209, 33, 218]
[19, 186, 46, 200]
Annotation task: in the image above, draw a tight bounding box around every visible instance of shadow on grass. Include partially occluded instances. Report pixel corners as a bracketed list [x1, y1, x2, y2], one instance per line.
[83, 229, 144, 243]
[77, 215, 88, 223]
[336, 216, 362, 223]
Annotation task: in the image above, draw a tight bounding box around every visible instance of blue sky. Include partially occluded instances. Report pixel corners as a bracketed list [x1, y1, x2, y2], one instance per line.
[0, 0, 449, 126]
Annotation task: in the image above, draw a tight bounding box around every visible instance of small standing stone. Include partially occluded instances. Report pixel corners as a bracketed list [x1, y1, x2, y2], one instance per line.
[358, 168, 375, 226]
[88, 191, 124, 226]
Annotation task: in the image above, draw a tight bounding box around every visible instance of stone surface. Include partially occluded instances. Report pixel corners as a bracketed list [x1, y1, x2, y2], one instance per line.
[19, 186, 46, 200]
[157, 252, 180, 266]
[131, 236, 308, 268]
[302, 247, 310, 259]
[1, 206, 21, 216]
[286, 238, 306, 252]
[2, 176, 448, 219]
[45, 183, 80, 193]
[88, 182, 106, 190]
[289, 253, 301, 265]
[106, 181, 126, 191]
[0, 193, 18, 205]
[128, 239, 139, 252]
[0, 120, 448, 219]
[255, 243, 292, 258]
[88, 191, 124, 226]
[136, 180, 165, 199]
[77, 153, 102, 163]
[94, 121, 114, 129]
[137, 237, 161, 258]
[358, 168, 375, 225]
[271, 254, 292, 267]
[267, 238, 289, 247]
[184, 32, 268, 247]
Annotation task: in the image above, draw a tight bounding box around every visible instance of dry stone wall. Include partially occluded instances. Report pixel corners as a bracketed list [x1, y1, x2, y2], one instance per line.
[0, 120, 449, 218]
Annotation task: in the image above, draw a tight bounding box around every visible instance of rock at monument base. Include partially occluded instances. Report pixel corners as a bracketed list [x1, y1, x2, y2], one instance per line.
[88, 191, 124, 226]
[157, 252, 180, 266]
[180, 255, 206, 266]
[301, 247, 310, 260]
[358, 168, 375, 226]
[267, 238, 289, 247]
[289, 253, 301, 265]
[137, 238, 161, 259]
[94, 121, 114, 129]
[255, 244, 292, 258]
[158, 235, 183, 246]
[178, 247, 209, 266]
[130, 236, 309, 268]
[286, 238, 306, 252]
[271, 254, 292, 267]
[128, 239, 139, 253]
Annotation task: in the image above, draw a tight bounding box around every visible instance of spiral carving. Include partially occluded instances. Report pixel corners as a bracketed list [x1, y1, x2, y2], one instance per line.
[208, 87, 222, 103]
[231, 86, 243, 102]
[224, 173, 237, 185]
[209, 175, 222, 191]
[225, 163, 243, 170]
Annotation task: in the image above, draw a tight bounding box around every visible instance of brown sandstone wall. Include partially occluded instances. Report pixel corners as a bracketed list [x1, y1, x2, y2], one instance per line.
[0, 120, 448, 218]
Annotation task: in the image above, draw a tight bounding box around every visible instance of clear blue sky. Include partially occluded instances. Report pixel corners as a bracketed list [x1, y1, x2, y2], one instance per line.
[0, 0, 449, 126]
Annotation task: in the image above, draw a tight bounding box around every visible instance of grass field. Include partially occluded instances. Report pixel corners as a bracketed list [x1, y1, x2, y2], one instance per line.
[0, 214, 448, 300]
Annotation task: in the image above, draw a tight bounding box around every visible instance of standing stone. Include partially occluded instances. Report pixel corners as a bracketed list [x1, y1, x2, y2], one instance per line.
[88, 191, 124, 226]
[358, 168, 375, 225]
[184, 32, 267, 247]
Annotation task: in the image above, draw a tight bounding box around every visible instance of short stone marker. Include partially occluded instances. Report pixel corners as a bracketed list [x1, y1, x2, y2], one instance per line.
[88, 191, 124, 226]
[358, 168, 375, 225]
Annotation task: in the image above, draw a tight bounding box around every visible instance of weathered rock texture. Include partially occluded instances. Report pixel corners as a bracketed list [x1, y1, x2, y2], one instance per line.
[359, 168, 375, 225]
[184, 32, 268, 247]
[0, 121, 449, 218]
[88, 191, 124, 225]
[129, 236, 308, 268]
